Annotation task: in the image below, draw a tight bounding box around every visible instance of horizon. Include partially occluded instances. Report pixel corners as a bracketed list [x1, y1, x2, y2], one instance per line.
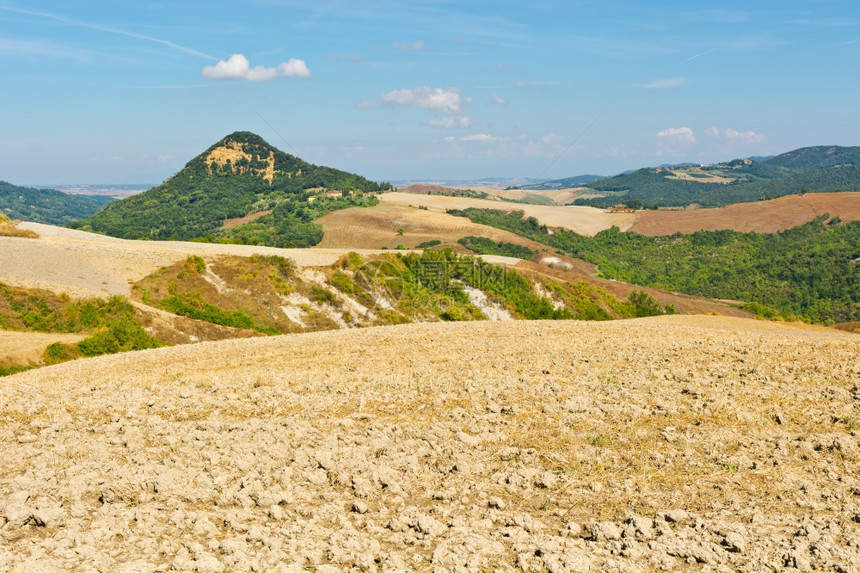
[2, 1, 859, 184]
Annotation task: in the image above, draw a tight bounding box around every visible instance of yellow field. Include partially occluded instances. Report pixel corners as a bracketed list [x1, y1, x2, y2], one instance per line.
[378, 192, 636, 236]
[316, 202, 548, 250]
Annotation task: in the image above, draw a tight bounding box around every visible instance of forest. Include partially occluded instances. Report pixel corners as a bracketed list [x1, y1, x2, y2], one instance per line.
[449, 208, 859, 324]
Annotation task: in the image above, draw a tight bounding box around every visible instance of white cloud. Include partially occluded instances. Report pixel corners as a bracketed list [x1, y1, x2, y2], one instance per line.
[443, 136, 456, 143]
[704, 127, 765, 144]
[515, 81, 529, 89]
[657, 126, 696, 144]
[542, 132, 563, 146]
[641, 77, 685, 89]
[202, 53, 310, 81]
[429, 115, 474, 128]
[461, 133, 505, 142]
[723, 128, 765, 144]
[393, 40, 425, 51]
[380, 87, 471, 113]
[488, 94, 509, 106]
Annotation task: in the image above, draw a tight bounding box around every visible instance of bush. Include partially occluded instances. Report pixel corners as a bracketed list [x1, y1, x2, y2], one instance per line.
[44, 342, 79, 364]
[76, 320, 161, 357]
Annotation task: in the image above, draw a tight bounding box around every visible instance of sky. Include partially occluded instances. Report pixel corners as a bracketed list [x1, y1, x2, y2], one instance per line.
[1, 0, 859, 185]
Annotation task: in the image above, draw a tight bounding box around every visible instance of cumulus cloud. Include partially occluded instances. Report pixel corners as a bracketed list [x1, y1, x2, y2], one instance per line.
[460, 133, 505, 142]
[429, 115, 474, 128]
[488, 94, 509, 106]
[202, 53, 311, 81]
[380, 87, 471, 113]
[641, 77, 685, 89]
[542, 132, 564, 146]
[723, 128, 765, 144]
[705, 126, 765, 144]
[393, 40, 425, 51]
[657, 126, 696, 144]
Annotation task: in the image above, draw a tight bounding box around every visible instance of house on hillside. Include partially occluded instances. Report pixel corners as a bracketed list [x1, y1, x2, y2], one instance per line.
[609, 204, 636, 213]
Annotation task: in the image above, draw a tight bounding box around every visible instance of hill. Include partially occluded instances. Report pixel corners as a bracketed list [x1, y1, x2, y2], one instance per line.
[1, 316, 857, 571]
[0, 181, 112, 225]
[557, 145, 860, 208]
[518, 174, 604, 190]
[75, 132, 391, 246]
[450, 207, 860, 324]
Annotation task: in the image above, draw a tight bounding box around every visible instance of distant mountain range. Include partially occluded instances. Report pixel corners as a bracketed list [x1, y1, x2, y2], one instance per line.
[0, 181, 112, 225]
[74, 131, 390, 246]
[541, 145, 860, 208]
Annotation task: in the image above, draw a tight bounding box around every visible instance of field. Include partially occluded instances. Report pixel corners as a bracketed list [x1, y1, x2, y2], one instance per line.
[0, 331, 85, 368]
[316, 203, 547, 251]
[629, 192, 860, 236]
[378, 192, 635, 236]
[380, 191, 860, 237]
[1, 317, 857, 571]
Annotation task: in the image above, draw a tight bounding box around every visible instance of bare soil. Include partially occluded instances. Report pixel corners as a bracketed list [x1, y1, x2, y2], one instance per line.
[1, 316, 857, 572]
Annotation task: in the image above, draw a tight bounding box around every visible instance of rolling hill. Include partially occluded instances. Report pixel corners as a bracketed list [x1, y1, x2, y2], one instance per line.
[0, 181, 112, 225]
[75, 131, 391, 246]
[521, 145, 860, 208]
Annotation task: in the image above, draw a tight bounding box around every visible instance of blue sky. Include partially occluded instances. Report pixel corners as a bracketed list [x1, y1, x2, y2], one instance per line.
[1, 1, 859, 184]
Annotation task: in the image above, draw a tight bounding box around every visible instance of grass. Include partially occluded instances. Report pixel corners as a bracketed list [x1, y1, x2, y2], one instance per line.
[0, 214, 39, 238]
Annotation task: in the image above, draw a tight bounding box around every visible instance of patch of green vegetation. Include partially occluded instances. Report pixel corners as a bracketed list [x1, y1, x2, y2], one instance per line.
[626, 290, 675, 317]
[457, 235, 535, 258]
[449, 208, 860, 324]
[160, 288, 260, 331]
[415, 239, 442, 249]
[0, 284, 163, 371]
[0, 285, 151, 334]
[0, 364, 38, 377]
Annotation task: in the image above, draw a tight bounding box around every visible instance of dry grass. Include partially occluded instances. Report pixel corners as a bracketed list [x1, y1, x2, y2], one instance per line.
[222, 210, 272, 231]
[316, 202, 548, 251]
[0, 216, 38, 238]
[379, 192, 637, 236]
[629, 191, 860, 235]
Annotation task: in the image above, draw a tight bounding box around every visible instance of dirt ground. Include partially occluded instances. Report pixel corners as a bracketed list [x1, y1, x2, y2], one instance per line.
[1, 316, 857, 572]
